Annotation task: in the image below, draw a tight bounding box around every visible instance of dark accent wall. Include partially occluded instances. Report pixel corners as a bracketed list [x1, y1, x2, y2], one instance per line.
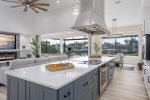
[145, 34, 150, 60]
[0, 32, 20, 59]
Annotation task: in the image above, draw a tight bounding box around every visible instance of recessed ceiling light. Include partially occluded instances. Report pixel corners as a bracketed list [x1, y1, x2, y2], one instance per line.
[57, 0, 60, 4]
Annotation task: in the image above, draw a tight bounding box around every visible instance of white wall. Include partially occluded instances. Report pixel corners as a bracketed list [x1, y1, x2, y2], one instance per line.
[32, 7, 78, 34]
[19, 34, 35, 58]
[20, 34, 35, 50]
[143, 6, 150, 34]
[0, 6, 35, 34]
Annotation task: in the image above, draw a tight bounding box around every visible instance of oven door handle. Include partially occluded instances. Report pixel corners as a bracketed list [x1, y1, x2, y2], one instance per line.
[101, 67, 108, 72]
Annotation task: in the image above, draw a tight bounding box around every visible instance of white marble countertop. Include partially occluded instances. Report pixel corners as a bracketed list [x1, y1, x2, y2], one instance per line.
[5, 57, 114, 90]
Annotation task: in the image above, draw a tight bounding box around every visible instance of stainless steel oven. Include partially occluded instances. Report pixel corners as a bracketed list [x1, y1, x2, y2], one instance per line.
[100, 64, 108, 94]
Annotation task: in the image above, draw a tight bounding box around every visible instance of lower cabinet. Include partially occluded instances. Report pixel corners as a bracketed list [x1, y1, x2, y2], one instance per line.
[7, 66, 113, 100]
[74, 71, 94, 100]
[58, 83, 73, 100]
[93, 68, 100, 100]
[7, 76, 26, 100]
[143, 64, 150, 99]
[26, 81, 57, 100]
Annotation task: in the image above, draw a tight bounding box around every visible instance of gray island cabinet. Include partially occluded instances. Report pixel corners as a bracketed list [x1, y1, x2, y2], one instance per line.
[6, 57, 114, 100]
[7, 70, 97, 100]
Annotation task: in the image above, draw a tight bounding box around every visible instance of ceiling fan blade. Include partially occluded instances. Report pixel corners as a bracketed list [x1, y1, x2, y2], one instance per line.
[32, 6, 48, 11]
[31, 0, 39, 2]
[33, 3, 50, 6]
[30, 7, 39, 13]
[24, 0, 28, 3]
[11, 5, 24, 8]
[23, 6, 28, 12]
[2, 0, 21, 3]
[17, 0, 24, 2]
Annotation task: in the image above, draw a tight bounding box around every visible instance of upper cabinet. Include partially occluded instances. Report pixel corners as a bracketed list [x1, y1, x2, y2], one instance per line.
[143, 0, 150, 8]
[143, 0, 150, 34]
[143, 7, 150, 34]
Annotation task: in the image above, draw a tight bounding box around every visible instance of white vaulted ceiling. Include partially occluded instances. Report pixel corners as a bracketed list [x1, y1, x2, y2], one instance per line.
[143, 0, 150, 7]
[105, 0, 142, 27]
[0, 0, 143, 35]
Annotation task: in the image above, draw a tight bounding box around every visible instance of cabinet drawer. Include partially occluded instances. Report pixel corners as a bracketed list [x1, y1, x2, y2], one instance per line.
[74, 72, 93, 100]
[58, 83, 73, 100]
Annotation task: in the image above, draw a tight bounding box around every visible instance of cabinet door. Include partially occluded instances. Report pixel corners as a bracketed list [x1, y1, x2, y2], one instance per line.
[7, 76, 26, 100]
[58, 83, 73, 100]
[26, 81, 57, 100]
[79, 88, 94, 100]
[93, 68, 100, 100]
[40, 86, 57, 100]
[26, 82, 40, 100]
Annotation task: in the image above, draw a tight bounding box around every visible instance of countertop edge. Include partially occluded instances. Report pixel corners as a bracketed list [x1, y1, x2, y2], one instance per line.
[6, 57, 114, 90]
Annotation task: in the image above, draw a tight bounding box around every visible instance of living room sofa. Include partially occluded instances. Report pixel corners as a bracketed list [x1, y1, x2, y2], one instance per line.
[0, 55, 68, 85]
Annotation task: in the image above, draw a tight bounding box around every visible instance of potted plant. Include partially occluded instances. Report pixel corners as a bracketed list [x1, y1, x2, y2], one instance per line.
[108, 51, 113, 57]
[30, 38, 40, 58]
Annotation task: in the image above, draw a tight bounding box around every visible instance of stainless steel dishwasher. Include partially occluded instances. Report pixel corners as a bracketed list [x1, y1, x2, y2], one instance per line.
[100, 64, 108, 94]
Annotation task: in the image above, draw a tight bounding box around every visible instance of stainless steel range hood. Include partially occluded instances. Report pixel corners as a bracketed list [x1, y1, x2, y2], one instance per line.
[72, 0, 110, 35]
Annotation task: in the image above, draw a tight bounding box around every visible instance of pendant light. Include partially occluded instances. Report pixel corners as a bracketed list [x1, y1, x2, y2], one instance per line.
[72, 0, 79, 15]
[108, 19, 122, 38]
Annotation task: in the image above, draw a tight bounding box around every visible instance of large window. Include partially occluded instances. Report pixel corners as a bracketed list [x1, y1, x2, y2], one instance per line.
[64, 37, 88, 56]
[102, 35, 138, 56]
[41, 39, 60, 54]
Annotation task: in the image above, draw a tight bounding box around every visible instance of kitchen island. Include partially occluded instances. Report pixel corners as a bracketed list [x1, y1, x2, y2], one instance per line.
[6, 57, 114, 100]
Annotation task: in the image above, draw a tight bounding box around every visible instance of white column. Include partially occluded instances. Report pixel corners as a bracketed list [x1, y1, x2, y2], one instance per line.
[88, 36, 91, 56]
[60, 39, 64, 54]
[138, 32, 143, 59]
[90, 35, 102, 55]
[91, 35, 96, 55]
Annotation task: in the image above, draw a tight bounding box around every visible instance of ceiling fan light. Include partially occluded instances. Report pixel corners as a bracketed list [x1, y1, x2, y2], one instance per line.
[72, 8, 79, 15]
[72, 3, 79, 15]
[26, 4, 29, 7]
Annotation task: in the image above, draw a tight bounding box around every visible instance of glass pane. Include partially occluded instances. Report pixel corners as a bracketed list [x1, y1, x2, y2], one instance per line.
[116, 36, 138, 56]
[102, 35, 138, 56]
[64, 39, 88, 57]
[41, 39, 60, 54]
[102, 38, 115, 54]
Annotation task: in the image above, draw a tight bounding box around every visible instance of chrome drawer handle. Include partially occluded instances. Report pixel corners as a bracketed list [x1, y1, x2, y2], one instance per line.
[83, 82, 88, 86]
[148, 76, 150, 83]
[144, 69, 146, 74]
[64, 92, 70, 98]
[95, 73, 98, 75]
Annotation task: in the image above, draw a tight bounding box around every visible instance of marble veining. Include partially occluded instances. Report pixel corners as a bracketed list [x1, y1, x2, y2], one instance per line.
[5, 57, 114, 90]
